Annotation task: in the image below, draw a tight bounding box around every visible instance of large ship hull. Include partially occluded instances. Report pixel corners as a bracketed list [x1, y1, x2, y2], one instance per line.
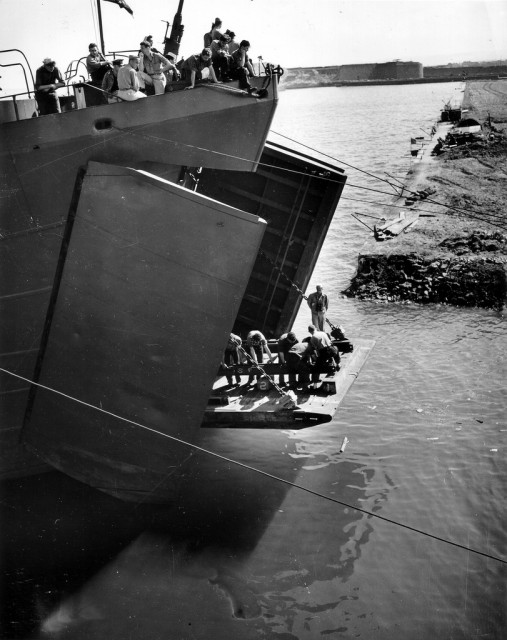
[1, 72, 348, 497]
[0, 78, 279, 478]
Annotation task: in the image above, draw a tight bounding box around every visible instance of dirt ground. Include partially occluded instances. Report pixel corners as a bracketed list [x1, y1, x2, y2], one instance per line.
[345, 80, 507, 307]
[376, 80, 507, 259]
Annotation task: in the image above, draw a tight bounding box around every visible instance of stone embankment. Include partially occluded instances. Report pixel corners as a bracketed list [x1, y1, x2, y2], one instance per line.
[344, 80, 507, 309]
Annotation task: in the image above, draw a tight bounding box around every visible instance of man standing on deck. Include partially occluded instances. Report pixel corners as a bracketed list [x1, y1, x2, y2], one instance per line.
[139, 40, 179, 95]
[34, 57, 65, 115]
[307, 285, 328, 331]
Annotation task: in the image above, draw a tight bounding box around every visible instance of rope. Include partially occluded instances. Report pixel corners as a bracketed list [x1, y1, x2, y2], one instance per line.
[1, 365, 505, 566]
[83, 82, 127, 102]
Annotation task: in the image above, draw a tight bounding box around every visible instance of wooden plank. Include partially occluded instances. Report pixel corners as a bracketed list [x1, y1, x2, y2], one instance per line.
[375, 212, 419, 239]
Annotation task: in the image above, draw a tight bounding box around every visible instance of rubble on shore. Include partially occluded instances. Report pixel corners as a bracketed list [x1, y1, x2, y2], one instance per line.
[344, 80, 507, 309]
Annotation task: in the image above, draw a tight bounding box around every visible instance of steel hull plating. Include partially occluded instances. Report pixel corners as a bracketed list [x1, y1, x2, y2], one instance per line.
[1, 77, 348, 498]
[22, 162, 267, 501]
[0, 81, 278, 479]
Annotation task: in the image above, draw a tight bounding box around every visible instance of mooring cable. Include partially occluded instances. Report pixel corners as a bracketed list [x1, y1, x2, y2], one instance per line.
[271, 129, 399, 187]
[17, 121, 504, 232]
[122, 127, 507, 232]
[1, 367, 505, 566]
[271, 129, 507, 229]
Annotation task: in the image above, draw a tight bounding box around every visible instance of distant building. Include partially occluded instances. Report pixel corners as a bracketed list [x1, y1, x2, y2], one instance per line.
[281, 59, 507, 90]
[424, 64, 507, 79]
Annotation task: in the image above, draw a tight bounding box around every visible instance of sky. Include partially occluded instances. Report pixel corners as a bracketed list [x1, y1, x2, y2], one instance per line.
[1, 0, 507, 94]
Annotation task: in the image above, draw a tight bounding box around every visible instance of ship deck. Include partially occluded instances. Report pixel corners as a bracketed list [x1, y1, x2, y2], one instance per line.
[202, 339, 375, 429]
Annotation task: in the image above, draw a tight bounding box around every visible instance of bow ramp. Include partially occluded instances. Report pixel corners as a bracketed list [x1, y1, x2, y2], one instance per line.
[23, 161, 266, 499]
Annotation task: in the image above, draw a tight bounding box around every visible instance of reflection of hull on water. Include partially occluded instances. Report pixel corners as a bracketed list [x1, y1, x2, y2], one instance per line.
[1, 59, 347, 499]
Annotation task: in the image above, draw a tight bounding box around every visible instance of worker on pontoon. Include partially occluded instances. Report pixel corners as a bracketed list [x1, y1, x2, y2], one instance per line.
[307, 324, 339, 384]
[307, 284, 328, 331]
[246, 330, 274, 384]
[221, 333, 242, 386]
[277, 331, 298, 385]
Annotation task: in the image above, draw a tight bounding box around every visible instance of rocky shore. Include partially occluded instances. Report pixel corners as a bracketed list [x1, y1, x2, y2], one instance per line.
[344, 80, 507, 309]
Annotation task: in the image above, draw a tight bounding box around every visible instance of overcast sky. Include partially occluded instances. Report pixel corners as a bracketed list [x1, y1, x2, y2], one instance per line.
[1, 0, 506, 93]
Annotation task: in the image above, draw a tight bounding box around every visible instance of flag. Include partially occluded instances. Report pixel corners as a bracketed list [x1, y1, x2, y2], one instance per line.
[103, 0, 133, 16]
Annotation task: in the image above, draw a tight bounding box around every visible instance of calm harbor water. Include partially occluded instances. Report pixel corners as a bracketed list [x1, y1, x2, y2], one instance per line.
[1, 83, 506, 639]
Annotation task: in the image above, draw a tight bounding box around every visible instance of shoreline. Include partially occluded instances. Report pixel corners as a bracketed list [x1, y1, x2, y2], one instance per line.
[343, 79, 507, 309]
[281, 75, 501, 91]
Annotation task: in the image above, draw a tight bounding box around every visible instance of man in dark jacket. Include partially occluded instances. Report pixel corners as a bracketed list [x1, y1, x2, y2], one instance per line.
[229, 40, 256, 92]
[307, 284, 329, 330]
[34, 57, 65, 115]
[101, 59, 123, 102]
[86, 43, 110, 86]
[182, 48, 220, 89]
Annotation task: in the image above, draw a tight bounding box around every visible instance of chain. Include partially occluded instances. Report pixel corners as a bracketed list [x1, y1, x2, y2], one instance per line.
[259, 250, 308, 300]
[258, 251, 343, 335]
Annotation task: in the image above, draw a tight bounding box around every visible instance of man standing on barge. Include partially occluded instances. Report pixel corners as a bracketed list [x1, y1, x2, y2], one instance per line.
[307, 285, 328, 331]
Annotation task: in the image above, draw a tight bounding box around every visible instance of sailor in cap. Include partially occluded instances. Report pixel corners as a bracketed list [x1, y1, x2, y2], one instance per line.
[34, 57, 65, 115]
[101, 58, 124, 102]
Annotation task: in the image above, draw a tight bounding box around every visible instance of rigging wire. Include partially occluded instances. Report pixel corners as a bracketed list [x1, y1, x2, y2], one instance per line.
[121, 127, 507, 232]
[271, 129, 401, 187]
[1, 366, 505, 567]
[340, 194, 448, 215]
[89, 0, 100, 49]
[16, 116, 505, 232]
[271, 129, 507, 228]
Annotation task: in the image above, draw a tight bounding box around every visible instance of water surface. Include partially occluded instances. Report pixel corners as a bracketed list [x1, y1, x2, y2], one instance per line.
[2, 82, 505, 639]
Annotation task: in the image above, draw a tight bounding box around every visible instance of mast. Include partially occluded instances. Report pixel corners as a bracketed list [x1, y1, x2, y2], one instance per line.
[96, 0, 106, 54]
[163, 0, 185, 59]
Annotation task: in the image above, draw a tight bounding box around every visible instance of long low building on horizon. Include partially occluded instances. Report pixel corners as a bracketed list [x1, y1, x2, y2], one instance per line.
[282, 61, 507, 87]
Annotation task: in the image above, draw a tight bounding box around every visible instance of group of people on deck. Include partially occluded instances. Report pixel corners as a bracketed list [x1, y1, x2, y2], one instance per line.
[86, 37, 180, 102]
[221, 286, 340, 389]
[34, 17, 259, 114]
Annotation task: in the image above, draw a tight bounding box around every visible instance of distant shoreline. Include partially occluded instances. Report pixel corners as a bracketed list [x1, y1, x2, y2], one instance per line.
[343, 79, 507, 309]
[282, 74, 504, 90]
